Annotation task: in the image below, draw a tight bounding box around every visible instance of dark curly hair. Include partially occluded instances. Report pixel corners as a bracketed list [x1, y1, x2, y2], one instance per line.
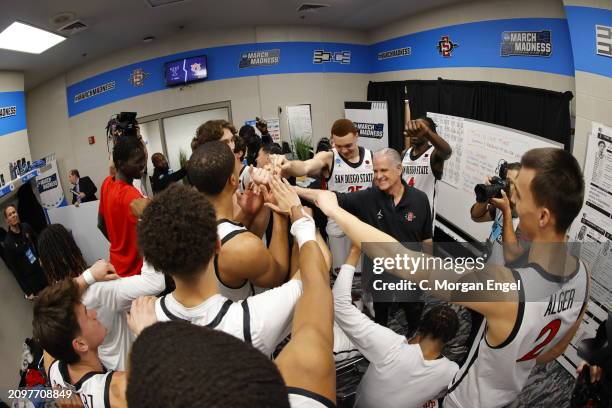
[234, 134, 246, 162]
[417, 305, 459, 343]
[112, 134, 145, 169]
[187, 141, 235, 196]
[137, 184, 217, 279]
[193, 119, 236, 151]
[33, 279, 82, 364]
[127, 321, 290, 408]
[38, 224, 88, 283]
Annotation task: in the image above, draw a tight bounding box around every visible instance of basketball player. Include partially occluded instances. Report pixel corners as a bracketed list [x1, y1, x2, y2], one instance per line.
[127, 180, 337, 407]
[335, 245, 459, 408]
[188, 141, 289, 300]
[271, 119, 374, 274]
[133, 183, 304, 357]
[401, 117, 452, 219]
[310, 148, 589, 408]
[33, 279, 127, 408]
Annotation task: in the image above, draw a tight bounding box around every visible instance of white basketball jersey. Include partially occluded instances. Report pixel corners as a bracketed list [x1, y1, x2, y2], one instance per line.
[48, 360, 113, 408]
[326, 147, 373, 194]
[445, 260, 588, 408]
[402, 145, 437, 215]
[326, 147, 373, 237]
[288, 387, 335, 408]
[216, 219, 254, 301]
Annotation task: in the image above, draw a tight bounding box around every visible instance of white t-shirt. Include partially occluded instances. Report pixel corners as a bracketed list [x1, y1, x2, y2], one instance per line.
[333, 265, 458, 408]
[82, 261, 165, 370]
[155, 279, 303, 356]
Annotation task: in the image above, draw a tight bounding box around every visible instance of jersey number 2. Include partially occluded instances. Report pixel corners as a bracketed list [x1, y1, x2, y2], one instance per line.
[516, 319, 561, 362]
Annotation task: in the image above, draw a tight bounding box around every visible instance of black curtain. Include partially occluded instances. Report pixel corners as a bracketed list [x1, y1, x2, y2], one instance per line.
[367, 78, 573, 152]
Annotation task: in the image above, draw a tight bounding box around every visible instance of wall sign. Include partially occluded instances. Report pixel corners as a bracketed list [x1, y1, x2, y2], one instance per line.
[0, 105, 17, 119]
[73, 81, 116, 103]
[500, 30, 552, 57]
[377, 46, 411, 60]
[129, 68, 150, 87]
[596, 25, 612, 57]
[313, 50, 351, 64]
[437, 35, 459, 57]
[239, 49, 280, 68]
[0, 91, 26, 136]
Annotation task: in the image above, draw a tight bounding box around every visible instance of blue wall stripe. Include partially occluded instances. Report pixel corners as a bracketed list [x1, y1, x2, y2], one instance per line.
[0, 91, 27, 136]
[66, 17, 575, 117]
[564, 6, 612, 78]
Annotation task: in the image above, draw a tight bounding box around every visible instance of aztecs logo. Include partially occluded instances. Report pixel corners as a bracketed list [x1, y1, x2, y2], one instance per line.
[405, 212, 416, 222]
[129, 68, 150, 87]
[437, 35, 459, 57]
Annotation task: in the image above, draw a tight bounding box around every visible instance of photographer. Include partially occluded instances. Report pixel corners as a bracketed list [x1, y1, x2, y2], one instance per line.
[470, 162, 528, 267]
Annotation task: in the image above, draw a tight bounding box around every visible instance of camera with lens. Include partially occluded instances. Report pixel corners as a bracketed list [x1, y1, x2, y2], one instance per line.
[474, 161, 509, 203]
[106, 112, 139, 152]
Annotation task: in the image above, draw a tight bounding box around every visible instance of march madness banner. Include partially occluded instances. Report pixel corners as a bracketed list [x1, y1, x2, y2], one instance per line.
[344, 101, 389, 152]
[36, 154, 68, 209]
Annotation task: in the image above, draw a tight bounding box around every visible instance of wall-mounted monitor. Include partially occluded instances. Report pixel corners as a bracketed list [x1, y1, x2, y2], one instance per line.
[164, 55, 207, 86]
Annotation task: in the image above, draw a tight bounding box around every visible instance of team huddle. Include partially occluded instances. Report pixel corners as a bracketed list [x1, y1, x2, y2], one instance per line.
[29, 116, 588, 408]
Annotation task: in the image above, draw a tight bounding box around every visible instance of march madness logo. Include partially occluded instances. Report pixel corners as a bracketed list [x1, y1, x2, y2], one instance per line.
[355, 122, 384, 139]
[500, 31, 552, 57]
[239, 49, 280, 68]
[129, 68, 150, 87]
[437, 35, 458, 57]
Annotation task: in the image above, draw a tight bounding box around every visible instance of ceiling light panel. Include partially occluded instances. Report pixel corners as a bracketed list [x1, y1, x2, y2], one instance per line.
[0, 22, 66, 54]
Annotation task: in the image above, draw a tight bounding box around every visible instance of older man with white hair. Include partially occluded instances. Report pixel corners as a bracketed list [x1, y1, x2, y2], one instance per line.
[296, 148, 433, 326]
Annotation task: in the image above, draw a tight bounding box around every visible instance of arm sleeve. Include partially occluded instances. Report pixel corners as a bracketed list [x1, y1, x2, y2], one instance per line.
[81, 261, 165, 312]
[332, 264, 405, 364]
[247, 279, 304, 356]
[83, 177, 97, 196]
[336, 190, 370, 217]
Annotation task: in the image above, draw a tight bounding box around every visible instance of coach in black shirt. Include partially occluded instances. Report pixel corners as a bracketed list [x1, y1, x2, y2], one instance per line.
[298, 148, 432, 326]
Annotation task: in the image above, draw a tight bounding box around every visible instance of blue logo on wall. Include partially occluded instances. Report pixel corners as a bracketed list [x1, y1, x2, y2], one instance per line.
[596, 25, 612, 57]
[239, 49, 281, 68]
[354, 122, 384, 139]
[0, 105, 17, 119]
[313, 50, 351, 64]
[501, 30, 552, 57]
[129, 68, 150, 87]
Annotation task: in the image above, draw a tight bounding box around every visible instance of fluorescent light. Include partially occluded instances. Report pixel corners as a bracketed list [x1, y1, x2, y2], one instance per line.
[0, 22, 66, 54]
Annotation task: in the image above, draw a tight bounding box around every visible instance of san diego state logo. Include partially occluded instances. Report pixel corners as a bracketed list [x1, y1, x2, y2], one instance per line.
[405, 212, 415, 222]
[437, 35, 459, 57]
[129, 68, 149, 87]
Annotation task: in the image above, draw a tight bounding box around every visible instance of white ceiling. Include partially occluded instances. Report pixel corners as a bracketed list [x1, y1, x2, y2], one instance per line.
[0, 0, 468, 90]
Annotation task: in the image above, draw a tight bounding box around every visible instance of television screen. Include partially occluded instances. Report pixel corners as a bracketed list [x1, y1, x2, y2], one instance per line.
[164, 55, 207, 86]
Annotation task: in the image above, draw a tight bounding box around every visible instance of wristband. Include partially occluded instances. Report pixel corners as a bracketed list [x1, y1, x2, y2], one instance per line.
[82, 268, 96, 286]
[290, 214, 316, 248]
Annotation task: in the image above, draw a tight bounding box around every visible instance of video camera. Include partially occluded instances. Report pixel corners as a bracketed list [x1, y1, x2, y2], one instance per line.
[474, 160, 509, 203]
[106, 112, 139, 152]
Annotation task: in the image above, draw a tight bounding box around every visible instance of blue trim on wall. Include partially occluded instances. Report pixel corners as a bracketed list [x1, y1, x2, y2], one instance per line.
[564, 6, 612, 78]
[66, 17, 575, 117]
[371, 18, 573, 75]
[0, 91, 26, 136]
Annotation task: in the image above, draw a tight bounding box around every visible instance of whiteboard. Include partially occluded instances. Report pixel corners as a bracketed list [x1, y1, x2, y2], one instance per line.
[428, 112, 563, 242]
[47, 200, 110, 265]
